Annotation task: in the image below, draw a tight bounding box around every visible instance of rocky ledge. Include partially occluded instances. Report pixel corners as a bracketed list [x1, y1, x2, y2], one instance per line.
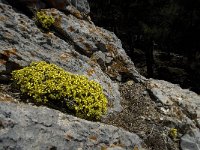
[0, 100, 142, 150]
[0, 0, 199, 150]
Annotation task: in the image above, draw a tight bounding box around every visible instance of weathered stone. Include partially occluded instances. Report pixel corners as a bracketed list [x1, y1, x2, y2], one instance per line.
[0, 101, 142, 150]
[45, 8, 145, 82]
[0, 3, 121, 113]
[69, 0, 90, 14]
[149, 87, 174, 106]
[147, 79, 200, 128]
[181, 129, 200, 150]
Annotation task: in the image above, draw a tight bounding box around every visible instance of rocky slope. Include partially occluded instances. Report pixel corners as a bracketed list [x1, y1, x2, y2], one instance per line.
[0, 0, 199, 150]
[0, 100, 142, 150]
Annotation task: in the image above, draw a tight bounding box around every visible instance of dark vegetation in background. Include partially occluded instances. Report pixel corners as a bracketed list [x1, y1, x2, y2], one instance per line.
[88, 0, 200, 94]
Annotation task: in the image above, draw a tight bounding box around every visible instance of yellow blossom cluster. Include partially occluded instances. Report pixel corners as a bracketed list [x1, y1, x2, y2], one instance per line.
[169, 128, 178, 139]
[12, 61, 108, 120]
[36, 11, 55, 30]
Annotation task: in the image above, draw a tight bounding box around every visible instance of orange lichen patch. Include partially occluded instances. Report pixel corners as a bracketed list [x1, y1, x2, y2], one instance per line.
[0, 93, 16, 103]
[110, 143, 125, 148]
[87, 68, 95, 76]
[114, 57, 129, 73]
[73, 11, 83, 19]
[77, 37, 84, 43]
[107, 99, 114, 108]
[83, 42, 93, 55]
[50, 9, 59, 16]
[101, 146, 107, 150]
[87, 57, 98, 67]
[89, 56, 98, 65]
[171, 106, 185, 120]
[107, 61, 128, 77]
[0, 60, 6, 65]
[107, 82, 114, 96]
[70, 51, 79, 58]
[80, 20, 84, 24]
[89, 27, 97, 34]
[47, 32, 54, 37]
[18, 25, 28, 32]
[0, 16, 6, 21]
[106, 58, 129, 78]
[84, 43, 91, 49]
[66, 5, 83, 19]
[65, 133, 74, 141]
[2, 48, 17, 58]
[106, 67, 118, 78]
[67, 26, 75, 32]
[106, 44, 118, 56]
[88, 135, 97, 141]
[133, 145, 139, 150]
[95, 27, 112, 41]
[60, 53, 72, 60]
[3, 32, 13, 40]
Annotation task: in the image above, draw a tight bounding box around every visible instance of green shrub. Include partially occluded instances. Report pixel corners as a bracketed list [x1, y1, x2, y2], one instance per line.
[12, 61, 108, 120]
[36, 11, 55, 30]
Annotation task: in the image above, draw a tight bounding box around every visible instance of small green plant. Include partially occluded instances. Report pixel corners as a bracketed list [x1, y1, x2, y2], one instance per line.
[169, 128, 178, 139]
[12, 61, 108, 120]
[36, 11, 55, 30]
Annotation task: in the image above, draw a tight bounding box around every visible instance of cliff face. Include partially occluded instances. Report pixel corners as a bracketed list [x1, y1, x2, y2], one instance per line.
[0, 1, 199, 150]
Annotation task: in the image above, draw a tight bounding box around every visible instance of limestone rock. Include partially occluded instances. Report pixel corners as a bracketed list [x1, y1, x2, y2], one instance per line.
[44, 8, 144, 82]
[0, 3, 121, 113]
[181, 129, 200, 150]
[0, 100, 142, 150]
[147, 79, 200, 128]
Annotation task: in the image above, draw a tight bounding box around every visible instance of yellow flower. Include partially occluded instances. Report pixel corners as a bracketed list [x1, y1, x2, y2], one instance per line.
[169, 128, 178, 139]
[11, 61, 108, 120]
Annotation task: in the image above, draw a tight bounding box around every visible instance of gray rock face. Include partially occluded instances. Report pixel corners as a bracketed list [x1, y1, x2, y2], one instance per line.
[69, 0, 90, 14]
[0, 101, 142, 150]
[181, 129, 200, 150]
[45, 8, 144, 82]
[147, 79, 200, 149]
[147, 79, 200, 128]
[0, 3, 121, 112]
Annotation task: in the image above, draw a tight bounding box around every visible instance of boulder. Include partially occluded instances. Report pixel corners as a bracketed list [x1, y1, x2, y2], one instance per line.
[181, 129, 200, 150]
[147, 79, 200, 129]
[0, 99, 142, 150]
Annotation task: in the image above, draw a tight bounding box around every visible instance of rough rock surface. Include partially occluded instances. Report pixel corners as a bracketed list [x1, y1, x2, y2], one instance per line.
[0, 3, 122, 112]
[45, 8, 144, 82]
[181, 129, 200, 150]
[147, 79, 200, 129]
[0, 100, 142, 150]
[0, 1, 200, 150]
[147, 79, 200, 150]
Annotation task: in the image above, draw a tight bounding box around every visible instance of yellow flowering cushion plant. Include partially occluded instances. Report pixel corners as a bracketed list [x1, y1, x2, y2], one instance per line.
[36, 11, 55, 30]
[12, 61, 108, 120]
